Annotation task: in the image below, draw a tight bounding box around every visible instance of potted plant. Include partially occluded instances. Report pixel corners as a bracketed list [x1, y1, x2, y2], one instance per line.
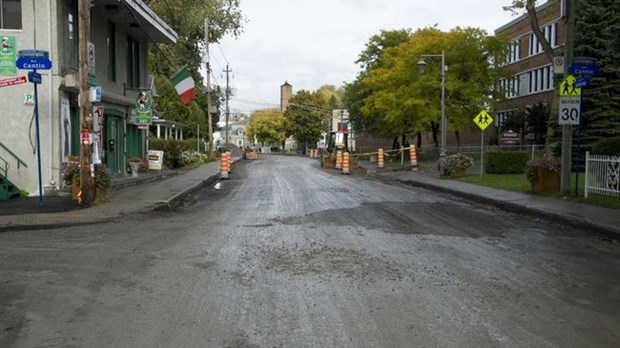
[94, 164, 112, 202]
[443, 153, 474, 177]
[524, 153, 560, 193]
[61, 160, 81, 201]
[127, 157, 143, 177]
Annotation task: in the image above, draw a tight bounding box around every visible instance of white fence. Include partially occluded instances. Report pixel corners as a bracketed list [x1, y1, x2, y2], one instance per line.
[585, 151, 620, 198]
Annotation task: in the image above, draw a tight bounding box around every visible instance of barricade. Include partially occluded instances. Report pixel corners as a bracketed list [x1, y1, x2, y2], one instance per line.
[336, 150, 343, 169]
[409, 145, 418, 171]
[226, 151, 232, 174]
[220, 152, 229, 179]
[342, 152, 350, 175]
[377, 148, 384, 169]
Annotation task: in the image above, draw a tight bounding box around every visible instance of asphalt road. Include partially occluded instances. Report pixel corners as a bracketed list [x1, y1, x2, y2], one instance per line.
[1, 156, 619, 347]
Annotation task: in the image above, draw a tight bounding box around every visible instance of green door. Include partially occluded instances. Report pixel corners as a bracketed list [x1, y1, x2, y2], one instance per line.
[105, 113, 124, 176]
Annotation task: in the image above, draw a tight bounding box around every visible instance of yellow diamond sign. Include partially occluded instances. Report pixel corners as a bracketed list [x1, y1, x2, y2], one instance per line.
[559, 74, 581, 96]
[474, 110, 493, 131]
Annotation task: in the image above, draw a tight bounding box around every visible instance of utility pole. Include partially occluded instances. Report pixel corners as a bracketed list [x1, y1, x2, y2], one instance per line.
[205, 18, 214, 159]
[561, 0, 577, 194]
[224, 64, 232, 147]
[78, 0, 94, 205]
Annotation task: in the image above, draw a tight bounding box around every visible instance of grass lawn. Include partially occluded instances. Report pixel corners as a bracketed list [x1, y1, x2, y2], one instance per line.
[456, 172, 620, 210]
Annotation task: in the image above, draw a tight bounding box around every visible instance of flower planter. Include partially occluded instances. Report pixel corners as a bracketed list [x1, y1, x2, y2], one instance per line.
[450, 169, 467, 178]
[129, 162, 140, 177]
[531, 167, 560, 193]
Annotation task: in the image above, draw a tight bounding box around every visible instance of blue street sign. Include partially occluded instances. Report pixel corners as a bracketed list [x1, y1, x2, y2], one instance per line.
[18, 49, 49, 59]
[575, 78, 588, 88]
[28, 71, 42, 84]
[16, 56, 52, 70]
[569, 64, 599, 76]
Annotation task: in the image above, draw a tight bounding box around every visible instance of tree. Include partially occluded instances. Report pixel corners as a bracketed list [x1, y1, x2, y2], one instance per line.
[575, 0, 620, 145]
[246, 109, 286, 146]
[357, 27, 509, 147]
[525, 102, 549, 144]
[284, 90, 330, 152]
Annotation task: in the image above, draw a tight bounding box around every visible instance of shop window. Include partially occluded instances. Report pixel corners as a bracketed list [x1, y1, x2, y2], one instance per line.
[0, 0, 21, 29]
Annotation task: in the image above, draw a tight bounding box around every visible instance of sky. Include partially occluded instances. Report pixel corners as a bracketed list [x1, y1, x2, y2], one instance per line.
[213, 0, 522, 115]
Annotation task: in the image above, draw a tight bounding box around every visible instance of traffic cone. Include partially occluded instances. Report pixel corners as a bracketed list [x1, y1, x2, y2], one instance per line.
[226, 151, 232, 174]
[409, 145, 418, 171]
[342, 152, 350, 174]
[377, 148, 384, 169]
[336, 150, 342, 169]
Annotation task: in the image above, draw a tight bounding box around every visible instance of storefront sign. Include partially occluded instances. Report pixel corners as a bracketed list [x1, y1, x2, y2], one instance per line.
[0, 36, 17, 75]
[148, 150, 164, 170]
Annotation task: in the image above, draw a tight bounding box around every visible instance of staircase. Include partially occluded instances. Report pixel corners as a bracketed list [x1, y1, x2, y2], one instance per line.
[0, 172, 21, 200]
[0, 143, 26, 201]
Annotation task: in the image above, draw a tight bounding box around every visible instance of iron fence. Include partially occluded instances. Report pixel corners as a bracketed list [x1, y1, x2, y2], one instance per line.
[585, 151, 620, 198]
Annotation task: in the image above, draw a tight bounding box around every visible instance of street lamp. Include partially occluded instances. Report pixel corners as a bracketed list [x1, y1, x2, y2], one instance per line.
[417, 51, 447, 168]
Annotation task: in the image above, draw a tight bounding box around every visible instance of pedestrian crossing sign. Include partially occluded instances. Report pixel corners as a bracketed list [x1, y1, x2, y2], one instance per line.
[559, 74, 581, 96]
[473, 110, 493, 131]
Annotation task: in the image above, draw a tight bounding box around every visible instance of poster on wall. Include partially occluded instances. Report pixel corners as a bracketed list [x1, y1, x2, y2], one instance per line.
[0, 36, 17, 75]
[61, 97, 71, 162]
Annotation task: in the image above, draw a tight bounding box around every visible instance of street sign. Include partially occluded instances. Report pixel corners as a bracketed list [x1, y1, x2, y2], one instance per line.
[28, 70, 42, 84]
[16, 56, 52, 70]
[81, 132, 90, 146]
[0, 75, 27, 88]
[569, 64, 599, 76]
[553, 56, 564, 75]
[24, 92, 34, 105]
[559, 97, 581, 125]
[473, 110, 493, 131]
[559, 74, 581, 96]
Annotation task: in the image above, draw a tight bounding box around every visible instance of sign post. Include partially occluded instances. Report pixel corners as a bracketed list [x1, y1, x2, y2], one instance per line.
[473, 110, 494, 177]
[16, 49, 52, 207]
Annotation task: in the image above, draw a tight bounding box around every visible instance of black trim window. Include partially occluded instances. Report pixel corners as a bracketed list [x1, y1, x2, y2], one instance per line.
[107, 22, 116, 82]
[68, 0, 78, 69]
[126, 36, 140, 88]
[1, 0, 21, 29]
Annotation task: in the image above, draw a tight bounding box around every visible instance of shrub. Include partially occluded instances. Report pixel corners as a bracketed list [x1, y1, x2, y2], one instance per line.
[444, 153, 474, 175]
[180, 151, 201, 165]
[485, 151, 529, 174]
[524, 153, 560, 184]
[591, 137, 620, 156]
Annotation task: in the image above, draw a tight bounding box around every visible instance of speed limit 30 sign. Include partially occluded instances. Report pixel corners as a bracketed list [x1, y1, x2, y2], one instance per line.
[559, 97, 581, 125]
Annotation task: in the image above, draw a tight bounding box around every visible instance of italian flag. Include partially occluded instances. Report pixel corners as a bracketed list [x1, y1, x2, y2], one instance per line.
[171, 67, 196, 105]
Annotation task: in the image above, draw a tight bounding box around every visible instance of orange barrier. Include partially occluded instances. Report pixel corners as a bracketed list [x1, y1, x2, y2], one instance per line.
[335, 150, 343, 169]
[409, 145, 418, 171]
[227, 151, 232, 174]
[220, 152, 229, 179]
[377, 148, 384, 168]
[342, 152, 350, 174]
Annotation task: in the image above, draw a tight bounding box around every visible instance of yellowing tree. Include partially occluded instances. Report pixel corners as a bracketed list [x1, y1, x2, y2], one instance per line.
[246, 109, 286, 147]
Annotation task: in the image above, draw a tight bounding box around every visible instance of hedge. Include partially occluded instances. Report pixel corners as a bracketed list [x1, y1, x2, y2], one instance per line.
[485, 151, 530, 174]
[591, 137, 620, 156]
[148, 138, 202, 169]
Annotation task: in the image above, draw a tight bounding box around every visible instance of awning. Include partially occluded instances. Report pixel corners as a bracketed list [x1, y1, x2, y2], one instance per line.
[99, 0, 177, 44]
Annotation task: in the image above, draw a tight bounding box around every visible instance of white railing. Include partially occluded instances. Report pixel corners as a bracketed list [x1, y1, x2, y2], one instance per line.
[585, 151, 620, 198]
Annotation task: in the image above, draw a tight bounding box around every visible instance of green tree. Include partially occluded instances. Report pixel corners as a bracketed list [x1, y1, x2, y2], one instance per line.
[525, 102, 549, 144]
[247, 109, 286, 146]
[284, 90, 329, 152]
[575, 0, 620, 145]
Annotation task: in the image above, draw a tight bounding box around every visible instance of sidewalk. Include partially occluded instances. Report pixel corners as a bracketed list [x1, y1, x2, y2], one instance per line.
[357, 160, 620, 238]
[0, 159, 228, 232]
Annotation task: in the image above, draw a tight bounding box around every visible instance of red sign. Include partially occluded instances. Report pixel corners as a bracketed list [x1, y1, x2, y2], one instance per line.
[0, 76, 27, 88]
[81, 132, 90, 146]
[500, 130, 521, 145]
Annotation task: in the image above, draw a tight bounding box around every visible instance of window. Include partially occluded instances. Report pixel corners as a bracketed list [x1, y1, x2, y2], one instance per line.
[499, 76, 519, 98]
[67, 0, 78, 69]
[496, 110, 518, 127]
[505, 39, 520, 64]
[0, 0, 21, 29]
[528, 65, 553, 94]
[126, 36, 140, 88]
[529, 22, 558, 56]
[107, 22, 116, 82]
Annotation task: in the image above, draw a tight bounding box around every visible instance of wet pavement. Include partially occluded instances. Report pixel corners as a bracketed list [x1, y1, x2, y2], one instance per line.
[0, 155, 619, 237]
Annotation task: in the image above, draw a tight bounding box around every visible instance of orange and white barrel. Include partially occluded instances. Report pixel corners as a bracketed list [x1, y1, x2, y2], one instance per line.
[226, 151, 232, 174]
[409, 145, 418, 170]
[342, 152, 350, 175]
[220, 152, 229, 179]
[377, 148, 384, 169]
[336, 150, 343, 169]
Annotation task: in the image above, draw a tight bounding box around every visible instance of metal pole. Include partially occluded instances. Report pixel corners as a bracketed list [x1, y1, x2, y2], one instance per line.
[440, 51, 446, 158]
[33, 71, 43, 207]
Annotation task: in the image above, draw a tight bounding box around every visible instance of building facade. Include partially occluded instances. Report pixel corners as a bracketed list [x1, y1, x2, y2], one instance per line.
[494, 0, 565, 141]
[0, 0, 176, 199]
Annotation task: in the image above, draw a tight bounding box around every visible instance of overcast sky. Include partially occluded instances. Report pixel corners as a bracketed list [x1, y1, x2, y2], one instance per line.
[213, 1, 521, 115]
